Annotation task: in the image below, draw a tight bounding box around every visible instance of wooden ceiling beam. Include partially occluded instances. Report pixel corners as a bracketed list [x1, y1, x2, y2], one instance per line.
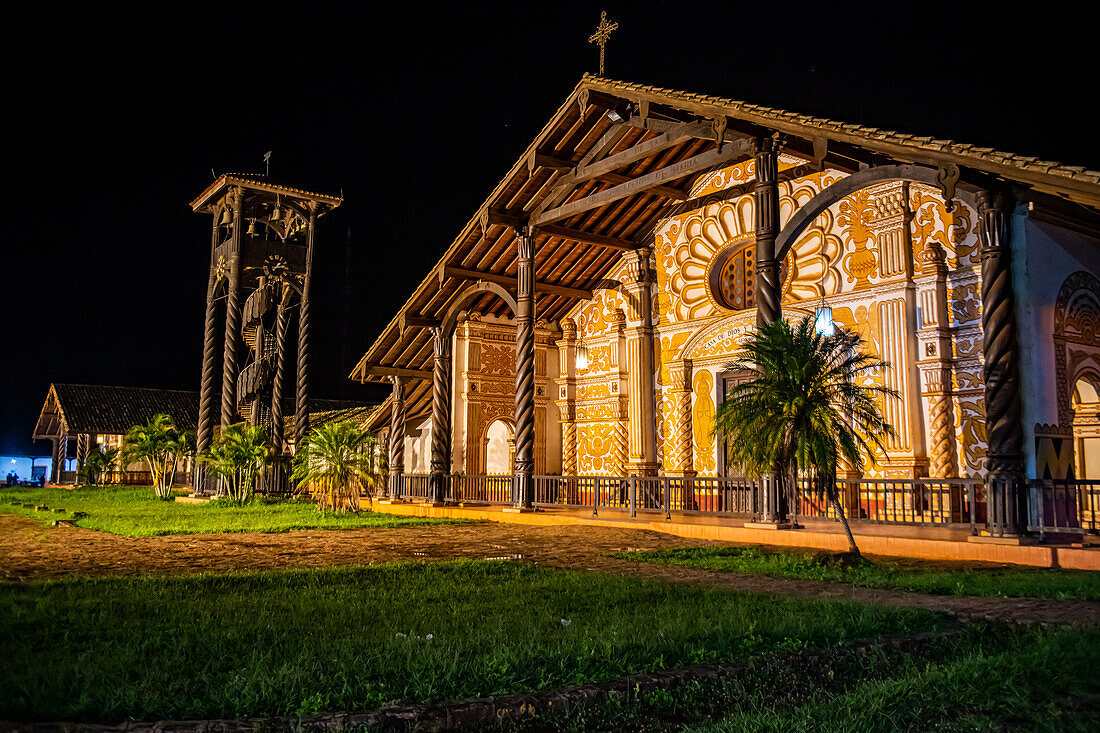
[360, 364, 433, 381]
[595, 171, 688, 200]
[399, 314, 441, 333]
[479, 207, 526, 232]
[527, 150, 574, 174]
[440, 265, 592, 301]
[532, 138, 754, 227]
[530, 120, 707, 219]
[573, 120, 711, 183]
[535, 224, 639, 251]
[577, 124, 632, 167]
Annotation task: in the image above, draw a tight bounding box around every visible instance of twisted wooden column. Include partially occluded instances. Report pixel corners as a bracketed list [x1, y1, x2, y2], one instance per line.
[429, 326, 453, 504]
[563, 421, 578, 476]
[927, 393, 959, 478]
[220, 188, 244, 427]
[979, 191, 1025, 535]
[196, 214, 221, 494]
[917, 241, 960, 480]
[76, 434, 90, 481]
[624, 247, 659, 475]
[753, 138, 785, 521]
[388, 376, 407, 499]
[559, 318, 578, 476]
[754, 137, 782, 328]
[270, 288, 291, 454]
[513, 231, 536, 508]
[51, 435, 66, 484]
[613, 420, 628, 476]
[668, 359, 695, 475]
[295, 205, 318, 448]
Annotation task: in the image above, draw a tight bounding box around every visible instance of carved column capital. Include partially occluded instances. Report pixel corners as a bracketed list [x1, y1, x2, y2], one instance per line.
[667, 358, 693, 392]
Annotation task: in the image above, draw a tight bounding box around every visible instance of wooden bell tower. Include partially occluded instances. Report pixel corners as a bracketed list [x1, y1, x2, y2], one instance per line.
[189, 175, 341, 494]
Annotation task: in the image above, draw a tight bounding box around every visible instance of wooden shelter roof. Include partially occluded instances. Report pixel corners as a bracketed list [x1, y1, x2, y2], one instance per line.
[350, 74, 1100, 426]
[32, 384, 379, 440]
[190, 174, 343, 212]
[33, 384, 199, 439]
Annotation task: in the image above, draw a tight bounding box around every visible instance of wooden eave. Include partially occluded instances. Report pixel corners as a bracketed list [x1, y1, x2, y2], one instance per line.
[190, 174, 344, 213]
[351, 74, 1100, 426]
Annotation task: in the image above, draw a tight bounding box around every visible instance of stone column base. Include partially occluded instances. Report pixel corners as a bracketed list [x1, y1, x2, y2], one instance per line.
[743, 521, 797, 530]
[626, 461, 660, 476]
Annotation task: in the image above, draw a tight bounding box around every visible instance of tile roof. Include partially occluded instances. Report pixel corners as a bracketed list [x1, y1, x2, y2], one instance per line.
[36, 385, 379, 438]
[47, 384, 199, 435]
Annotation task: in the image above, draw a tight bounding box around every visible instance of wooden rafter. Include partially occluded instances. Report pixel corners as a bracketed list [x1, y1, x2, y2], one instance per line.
[532, 138, 754, 227]
[358, 364, 433, 381]
[399, 314, 441, 332]
[439, 265, 593, 301]
[535, 223, 639, 251]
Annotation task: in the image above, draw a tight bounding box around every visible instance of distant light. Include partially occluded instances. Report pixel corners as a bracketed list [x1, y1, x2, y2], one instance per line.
[9, 459, 15, 464]
[815, 306, 834, 337]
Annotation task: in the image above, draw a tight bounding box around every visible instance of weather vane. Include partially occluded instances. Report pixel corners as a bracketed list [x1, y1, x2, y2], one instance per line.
[588, 11, 618, 76]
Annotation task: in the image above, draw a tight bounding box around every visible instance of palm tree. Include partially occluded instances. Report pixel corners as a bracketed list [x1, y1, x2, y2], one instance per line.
[198, 423, 269, 505]
[714, 316, 896, 559]
[78, 446, 119, 486]
[292, 420, 384, 513]
[123, 413, 190, 499]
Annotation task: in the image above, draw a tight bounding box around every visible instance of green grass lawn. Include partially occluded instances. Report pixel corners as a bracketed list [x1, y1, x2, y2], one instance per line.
[686, 628, 1100, 733]
[0, 484, 462, 536]
[0, 560, 948, 723]
[613, 545, 1100, 601]
[496, 626, 1100, 732]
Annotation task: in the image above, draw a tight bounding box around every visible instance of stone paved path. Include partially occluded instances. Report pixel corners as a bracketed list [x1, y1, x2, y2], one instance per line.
[2, 514, 1097, 627]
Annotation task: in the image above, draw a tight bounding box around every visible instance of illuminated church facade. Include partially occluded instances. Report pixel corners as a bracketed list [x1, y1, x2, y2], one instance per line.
[352, 76, 1100, 534]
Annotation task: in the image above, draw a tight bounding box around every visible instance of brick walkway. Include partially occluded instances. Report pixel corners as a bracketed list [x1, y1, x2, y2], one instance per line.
[1, 514, 1097, 627]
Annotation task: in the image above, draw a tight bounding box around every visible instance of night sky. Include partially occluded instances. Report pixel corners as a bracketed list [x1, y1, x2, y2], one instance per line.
[4, 1, 1095, 456]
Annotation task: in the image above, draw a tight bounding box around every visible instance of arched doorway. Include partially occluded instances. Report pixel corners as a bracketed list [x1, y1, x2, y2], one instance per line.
[484, 418, 515, 475]
[1072, 375, 1100, 479]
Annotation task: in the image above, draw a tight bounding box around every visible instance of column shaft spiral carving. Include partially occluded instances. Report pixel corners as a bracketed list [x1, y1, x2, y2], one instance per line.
[52, 435, 66, 483]
[76, 433, 90, 476]
[220, 256, 243, 427]
[563, 421, 578, 476]
[513, 233, 536, 507]
[220, 189, 244, 428]
[294, 207, 318, 447]
[388, 376, 406, 499]
[674, 391, 693, 473]
[927, 393, 959, 479]
[667, 359, 694, 475]
[979, 191, 1025, 534]
[270, 293, 290, 453]
[613, 420, 628, 475]
[429, 327, 452, 503]
[754, 137, 781, 327]
[979, 193, 1024, 472]
[197, 275, 220, 457]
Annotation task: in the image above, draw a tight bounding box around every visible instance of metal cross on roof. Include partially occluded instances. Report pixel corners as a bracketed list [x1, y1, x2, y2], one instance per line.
[588, 11, 618, 76]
